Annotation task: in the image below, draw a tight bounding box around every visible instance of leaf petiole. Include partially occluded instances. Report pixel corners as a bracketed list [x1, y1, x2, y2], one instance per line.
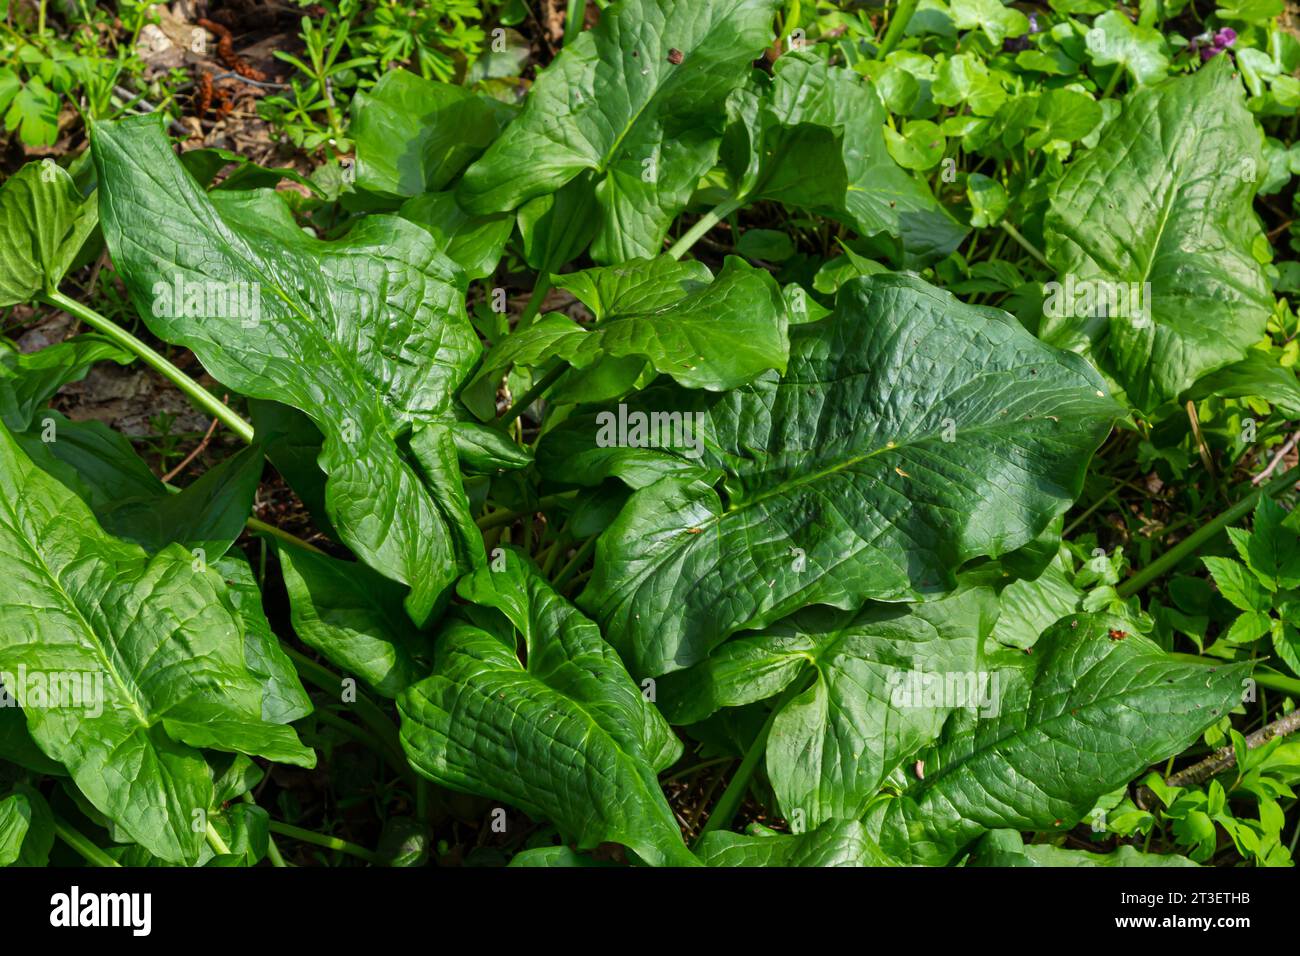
[875, 0, 919, 61]
[205, 821, 232, 856]
[667, 195, 745, 260]
[1118, 464, 1300, 597]
[499, 362, 569, 426]
[41, 289, 255, 444]
[692, 668, 816, 846]
[267, 820, 384, 865]
[52, 815, 121, 867]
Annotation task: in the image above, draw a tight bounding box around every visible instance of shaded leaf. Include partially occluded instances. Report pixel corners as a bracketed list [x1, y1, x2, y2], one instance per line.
[397, 550, 695, 866]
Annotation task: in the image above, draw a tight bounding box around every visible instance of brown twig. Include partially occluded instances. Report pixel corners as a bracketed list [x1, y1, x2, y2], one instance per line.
[1253, 429, 1300, 486]
[1186, 399, 1215, 478]
[161, 413, 221, 483]
[1136, 709, 1300, 809]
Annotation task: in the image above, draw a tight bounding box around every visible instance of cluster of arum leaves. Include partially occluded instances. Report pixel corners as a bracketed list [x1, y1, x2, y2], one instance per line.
[0, 0, 1292, 867]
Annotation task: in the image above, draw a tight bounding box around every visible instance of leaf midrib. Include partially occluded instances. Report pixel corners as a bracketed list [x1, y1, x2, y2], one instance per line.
[904, 659, 1233, 811]
[0, 491, 151, 729]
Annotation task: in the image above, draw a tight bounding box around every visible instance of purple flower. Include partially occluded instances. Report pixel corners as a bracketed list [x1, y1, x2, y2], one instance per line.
[1028, 13, 1040, 34]
[1197, 26, 1237, 61]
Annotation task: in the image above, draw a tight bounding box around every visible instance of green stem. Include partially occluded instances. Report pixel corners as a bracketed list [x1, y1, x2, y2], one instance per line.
[43, 290, 255, 444]
[1064, 481, 1123, 537]
[205, 821, 232, 856]
[1118, 464, 1300, 598]
[667, 196, 745, 260]
[268, 821, 383, 865]
[282, 646, 414, 785]
[1101, 64, 1124, 100]
[246, 516, 327, 554]
[564, 0, 586, 44]
[52, 816, 120, 867]
[693, 669, 815, 846]
[475, 492, 575, 531]
[998, 221, 1050, 270]
[552, 534, 598, 590]
[875, 0, 919, 60]
[499, 363, 569, 426]
[517, 273, 553, 330]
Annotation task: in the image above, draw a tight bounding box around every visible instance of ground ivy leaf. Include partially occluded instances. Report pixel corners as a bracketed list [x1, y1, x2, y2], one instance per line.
[933, 53, 1008, 117]
[1043, 58, 1270, 413]
[1084, 10, 1170, 86]
[949, 0, 1030, 46]
[457, 0, 781, 262]
[0, 160, 99, 307]
[397, 550, 695, 866]
[92, 115, 483, 626]
[864, 614, 1250, 865]
[0, 423, 314, 864]
[578, 273, 1120, 677]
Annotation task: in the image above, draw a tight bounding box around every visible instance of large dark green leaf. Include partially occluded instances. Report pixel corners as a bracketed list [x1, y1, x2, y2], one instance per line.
[92, 116, 483, 626]
[14, 411, 162, 512]
[0, 161, 99, 306]
[1043, 58, 1271, 413]
[215, 554, 314, 725]
[0, 422, 313, 863]
[98, 444, 264, 559]
[398, 192, 512, 281]
[277, 539, 434, 699]
[576, 273, 1120, 676]
[661, 588, 998, 827]
[723, 52, 965, 263]
[350, 69, 515, 200]
[1187, 349, 1300, 417]
[397, 550, 695, 866]
[457, 0, 780, 262]
[864, 615, 1250, 865]
[694, 820, 895, 866]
